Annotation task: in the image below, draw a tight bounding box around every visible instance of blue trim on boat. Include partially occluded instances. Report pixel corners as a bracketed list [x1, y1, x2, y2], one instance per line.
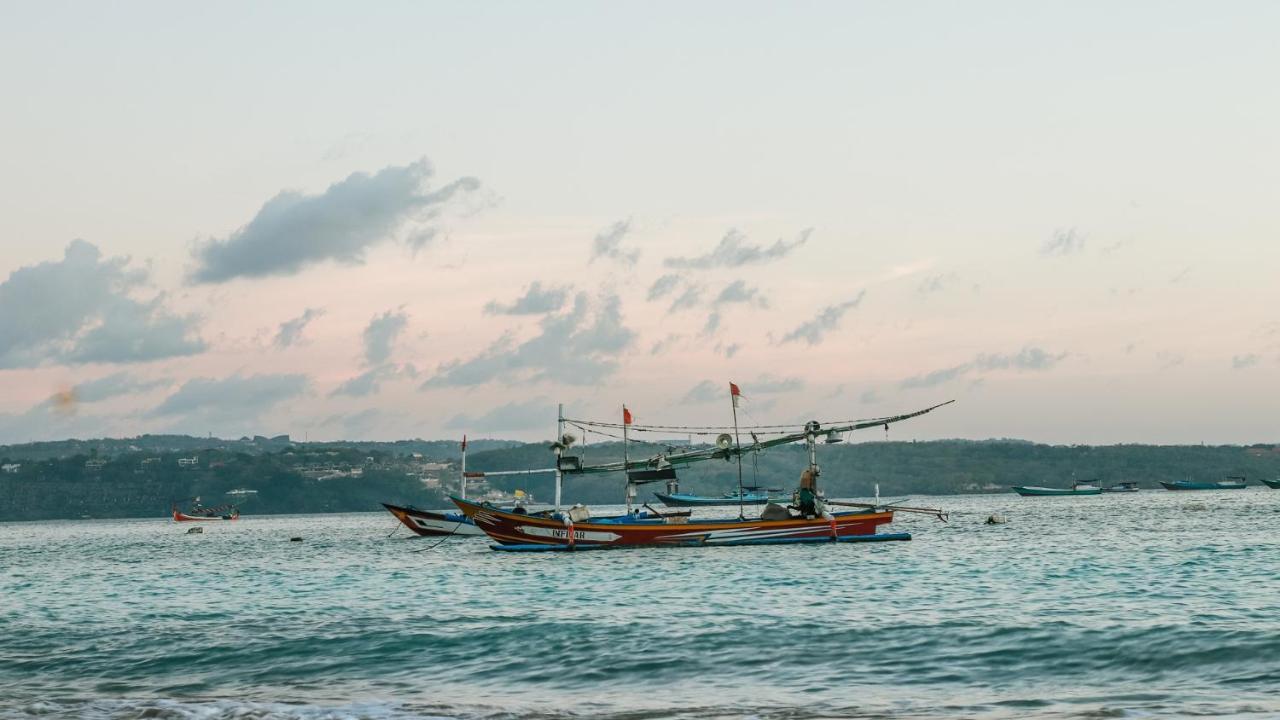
[654, 491, 777, 507]
[489, 532, 912, 552]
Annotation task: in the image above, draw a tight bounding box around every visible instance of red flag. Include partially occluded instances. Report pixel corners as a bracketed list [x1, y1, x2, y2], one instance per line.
[461, 434, 467, 452]
[730, 382, 743, 407]
[622, 407, 633, 425]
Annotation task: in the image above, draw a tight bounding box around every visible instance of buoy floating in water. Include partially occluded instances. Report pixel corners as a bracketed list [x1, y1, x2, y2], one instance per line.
[186, 527, 204, 534]
[985, 514, 1008, 525]
[289, 536, 303, 542]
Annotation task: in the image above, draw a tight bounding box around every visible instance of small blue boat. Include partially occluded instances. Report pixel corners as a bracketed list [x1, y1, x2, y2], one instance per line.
[1103, 481, 1141, 493]
[1160, 477, 1248, 491]
[654, 489, 779, 507]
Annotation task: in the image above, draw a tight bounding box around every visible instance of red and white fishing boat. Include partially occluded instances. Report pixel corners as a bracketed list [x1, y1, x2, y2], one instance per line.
[453, 390, 952, 552]
[453, 498, 898, 549]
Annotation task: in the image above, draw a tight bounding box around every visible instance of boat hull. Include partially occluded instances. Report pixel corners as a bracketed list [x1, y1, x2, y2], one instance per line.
[1259, 479, 1280, 489]
[1159, 481, 1247, 491]
[382, 503, 487, 537]
[653, 491, 776, 507]
[1011, 486, 1102, 496]
[172, 510, 239, 522]
[452, 497, 896, 549]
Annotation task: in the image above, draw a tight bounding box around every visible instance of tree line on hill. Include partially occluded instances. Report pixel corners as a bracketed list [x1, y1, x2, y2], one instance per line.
[2, 435, 1278, 521]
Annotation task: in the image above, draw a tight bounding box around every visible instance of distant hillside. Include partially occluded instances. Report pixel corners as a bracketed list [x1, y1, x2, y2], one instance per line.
[0, 437, 522, 521]
[2, 436, 1278, 521]
[467, 439, 1280, 504]
[0, 434, 521, 462]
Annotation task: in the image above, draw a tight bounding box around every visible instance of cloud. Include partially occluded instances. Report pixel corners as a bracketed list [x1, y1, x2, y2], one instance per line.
[274, 308, 325, 349]
[713, 280, 768, 308]
[717, 342, 741, 359]
[917, 273, 956, 294]
[330, 365, 401, 398]
[189, 158, 480, 283]
[1041, 227, 1085, 257]
[647, 274, 681, 301]
[858, 389, 881, 404]
[62, 372, 171, 405]
[899, 363, 973, 389]
[425, 291, 634, 387]
[1232, 354, 1260, 370]
[650, 333, 683, 356]
[780, 292, 866, 345]
[701, 312, 721, 336]
[974, 347, 1068, 372]
[664, 228, 811, 270]
[589, 220, 639, 265]
[681, 380, 721, 404]
[1157, 351, 1185, 370]
[328, 309, 410, 397]
[668, 285, 703, 313]
[446, 397, 556, 432]
[149, 373, 309, 427]
[899, 346, 1069, 389]
[362, 309, 408, 366]
[747, 375, 805, 393]
[484, 282, 568, 316]
[0, 240, 205, 369]
[405, 227, 439, 255]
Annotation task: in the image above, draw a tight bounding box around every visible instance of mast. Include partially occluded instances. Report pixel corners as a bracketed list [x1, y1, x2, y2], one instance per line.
[554, 403, 564, 511]
[730, 382, 745, 520]
[622, 404, 633, 515]
[460, 434, 468, 500]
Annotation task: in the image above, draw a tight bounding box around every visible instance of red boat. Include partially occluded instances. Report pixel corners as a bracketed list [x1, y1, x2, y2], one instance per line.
[453, 497, 899, 550]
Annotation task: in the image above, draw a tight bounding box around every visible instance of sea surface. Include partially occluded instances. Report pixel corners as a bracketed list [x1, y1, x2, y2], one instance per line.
[3, 489, 1280, 719]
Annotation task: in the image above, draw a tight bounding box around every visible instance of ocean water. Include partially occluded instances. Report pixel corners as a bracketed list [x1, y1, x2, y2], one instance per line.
[3, 489, 1280, 720]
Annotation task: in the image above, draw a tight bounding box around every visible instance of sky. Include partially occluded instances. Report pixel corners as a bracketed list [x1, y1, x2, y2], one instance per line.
[1, 1, 1278, 445]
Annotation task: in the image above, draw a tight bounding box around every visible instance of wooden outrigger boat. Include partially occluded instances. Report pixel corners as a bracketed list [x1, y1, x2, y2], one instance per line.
[1160, 476, 1248, 491]
[171, 498, 239, 522]
[1011, 481, 1102, 497]
[382, 502, 488, 537]
[383, 437, 687, 537]
[453, 391, 952, 551]
[1261, 478, 1280, 489]
[382, 436, 554, 537]
[453, 497, 901, 550]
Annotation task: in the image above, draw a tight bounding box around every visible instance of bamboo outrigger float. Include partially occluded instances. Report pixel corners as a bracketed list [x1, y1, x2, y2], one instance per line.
[452, 388, 952, 551]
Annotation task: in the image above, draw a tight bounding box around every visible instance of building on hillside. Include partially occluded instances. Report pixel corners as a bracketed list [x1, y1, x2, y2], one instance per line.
[1, 463, 20, 474]
[177, 457, 199, 468]
[85, 459, 108, 470]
